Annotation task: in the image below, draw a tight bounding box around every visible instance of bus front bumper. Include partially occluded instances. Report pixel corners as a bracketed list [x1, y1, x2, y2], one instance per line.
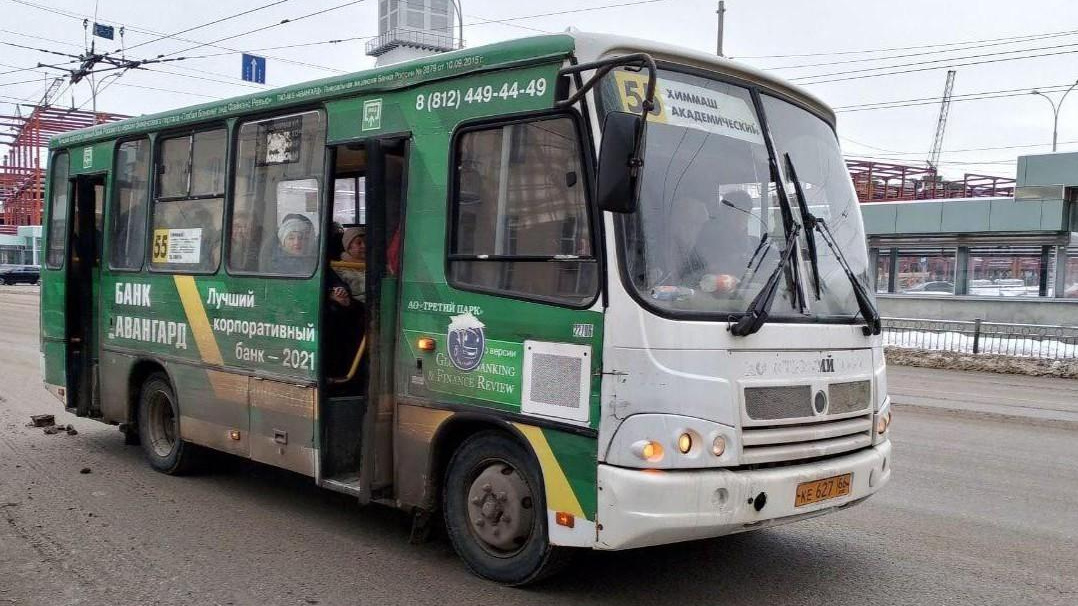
[594, 440, 891, 550]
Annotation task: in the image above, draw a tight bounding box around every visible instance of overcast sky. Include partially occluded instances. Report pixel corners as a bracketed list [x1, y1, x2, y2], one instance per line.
[2, 0, 1077, 179]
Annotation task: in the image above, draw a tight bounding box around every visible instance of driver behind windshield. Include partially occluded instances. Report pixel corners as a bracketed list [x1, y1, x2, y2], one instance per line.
[677, 189, 761, 296]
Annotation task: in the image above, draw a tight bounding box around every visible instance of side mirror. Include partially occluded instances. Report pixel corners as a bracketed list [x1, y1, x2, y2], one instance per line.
[596, 111, 645, 214]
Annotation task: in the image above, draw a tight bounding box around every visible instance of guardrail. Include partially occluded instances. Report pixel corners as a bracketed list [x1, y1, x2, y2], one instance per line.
[882, 317, 1078, 360]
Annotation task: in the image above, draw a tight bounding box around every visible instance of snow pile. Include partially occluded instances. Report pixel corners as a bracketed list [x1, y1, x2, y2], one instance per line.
[884, 329, 1078, 360]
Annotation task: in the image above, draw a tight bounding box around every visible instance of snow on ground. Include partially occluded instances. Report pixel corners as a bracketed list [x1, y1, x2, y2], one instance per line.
[884, 329, 1078, 360]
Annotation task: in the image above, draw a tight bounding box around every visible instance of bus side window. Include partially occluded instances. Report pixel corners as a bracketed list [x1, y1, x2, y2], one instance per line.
[109, 138, 151, 270]
[45, 152, 71, 269]
[149, 129, 226, 273]
[448, 115, 597, 306]
[229, 110, 327, 276]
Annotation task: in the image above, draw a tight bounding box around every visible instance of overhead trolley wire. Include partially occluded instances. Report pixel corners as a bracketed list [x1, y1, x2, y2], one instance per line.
[157, 0, 369, 59]
[5, 0, 349, 74]
[792, 41, 1078, 83]
[114, 0, 298, 55]
[735, 26, 1078, 59]
[760, 29, 1078, 71]
[833, 82, 1078, 112]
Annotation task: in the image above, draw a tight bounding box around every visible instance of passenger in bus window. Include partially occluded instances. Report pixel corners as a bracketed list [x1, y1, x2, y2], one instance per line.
[230, 212, 262, 271]
[338, 226, 366, 300]
[271, 214, 316, 274]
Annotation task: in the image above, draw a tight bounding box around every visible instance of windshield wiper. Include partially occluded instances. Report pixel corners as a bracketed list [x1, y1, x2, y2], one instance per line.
[729, 221, 801, 337]
[784, 155, 881, 336]
[785, 153, 822, 300]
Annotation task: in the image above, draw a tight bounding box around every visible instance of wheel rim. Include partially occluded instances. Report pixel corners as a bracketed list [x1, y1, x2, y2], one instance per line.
[146, 388, 177, 458]
[465, 460, 535, 556]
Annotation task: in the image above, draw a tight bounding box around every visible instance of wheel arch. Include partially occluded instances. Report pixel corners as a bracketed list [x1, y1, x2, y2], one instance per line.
[426, 412, 543, 512]
[126, 358, 172, 432]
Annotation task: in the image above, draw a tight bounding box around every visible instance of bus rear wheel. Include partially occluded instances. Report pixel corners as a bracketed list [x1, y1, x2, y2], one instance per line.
[137, 372, 199, 475]
[443, 430, 570, 585]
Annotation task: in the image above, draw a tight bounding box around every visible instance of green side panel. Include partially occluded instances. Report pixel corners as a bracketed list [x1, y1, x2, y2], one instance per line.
[326, 63, 561, 142]
[42, 340, 66, 385]
[40, 266, 66, 341]
[354, 61, 607, 427]
[50, 35, 575, 149]
[69, 141, 114, 174]
[542, 428, 598, 521]
[102, 272, 321, 381]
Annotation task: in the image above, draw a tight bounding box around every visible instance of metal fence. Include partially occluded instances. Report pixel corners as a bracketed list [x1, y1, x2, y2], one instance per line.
[882, 317, 1078, 360]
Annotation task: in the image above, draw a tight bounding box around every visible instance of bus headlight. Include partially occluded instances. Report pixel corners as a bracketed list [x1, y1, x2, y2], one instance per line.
[874, 400, 893, 443]
[677, 432, 693, 454]
[608, 415, 737, 469]
[711, 435, 727, 457]
[632, 440, 665, 463]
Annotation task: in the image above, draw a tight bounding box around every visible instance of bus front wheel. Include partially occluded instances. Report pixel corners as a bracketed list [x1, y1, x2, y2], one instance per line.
[443, 430, 570, 585]
[137, 372, 199, 475]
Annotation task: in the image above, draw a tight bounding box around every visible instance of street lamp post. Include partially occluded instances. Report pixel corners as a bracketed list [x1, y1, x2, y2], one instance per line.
[451, 0, 464, 49]
[1031, 79, 1078, 152]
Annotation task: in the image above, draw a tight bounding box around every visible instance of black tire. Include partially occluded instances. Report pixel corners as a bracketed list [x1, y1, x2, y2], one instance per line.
[137, 372, 199, 475]
[443, 430, 572, 585]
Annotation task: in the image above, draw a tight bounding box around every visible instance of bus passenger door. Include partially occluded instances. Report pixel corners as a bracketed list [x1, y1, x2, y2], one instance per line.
[320, 137, 407, 498]
[67, 173, 106, 416]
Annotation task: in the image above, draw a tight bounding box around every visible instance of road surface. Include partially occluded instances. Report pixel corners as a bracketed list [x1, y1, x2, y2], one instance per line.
[888, 365, 1078, 425]
[1, 286, 1076, 605]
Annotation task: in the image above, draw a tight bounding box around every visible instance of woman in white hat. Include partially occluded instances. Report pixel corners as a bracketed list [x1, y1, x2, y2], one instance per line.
[337, 226, 366, 300]
[270, 214, 317, 274]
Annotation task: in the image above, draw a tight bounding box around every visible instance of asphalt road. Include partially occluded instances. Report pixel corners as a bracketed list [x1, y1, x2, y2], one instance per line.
[888, 365, 1078, 425]
[1, 285, 1077, 605]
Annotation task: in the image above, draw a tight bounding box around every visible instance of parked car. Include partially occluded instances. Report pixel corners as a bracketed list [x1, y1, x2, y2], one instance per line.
[0, 264, 40, 285]
[902, 280, 954, 294]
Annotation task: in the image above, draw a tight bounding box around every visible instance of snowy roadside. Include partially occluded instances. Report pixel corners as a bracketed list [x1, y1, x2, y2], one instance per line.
[885, 347, 1078, 379]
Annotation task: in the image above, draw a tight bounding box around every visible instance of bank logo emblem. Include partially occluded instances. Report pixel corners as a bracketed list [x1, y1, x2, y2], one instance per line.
[447, 312, 485, 372]
[362, 99, 383, 131]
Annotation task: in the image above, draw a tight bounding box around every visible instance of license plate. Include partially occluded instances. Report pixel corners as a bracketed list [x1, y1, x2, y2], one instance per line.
[795, 473, 852, 507]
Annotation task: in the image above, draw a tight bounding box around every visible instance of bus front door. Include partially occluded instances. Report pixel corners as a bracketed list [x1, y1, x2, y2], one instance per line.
[320, 137, 407, 499]
[66, 173, 105, 417]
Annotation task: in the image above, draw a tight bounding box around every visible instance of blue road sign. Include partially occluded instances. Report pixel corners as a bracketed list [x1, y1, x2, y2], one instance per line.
[241, 54, 266, 84]
[92, 23, 115, 40]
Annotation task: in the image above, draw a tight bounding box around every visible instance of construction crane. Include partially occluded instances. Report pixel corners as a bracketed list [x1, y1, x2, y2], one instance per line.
[927, 70, 957, 170]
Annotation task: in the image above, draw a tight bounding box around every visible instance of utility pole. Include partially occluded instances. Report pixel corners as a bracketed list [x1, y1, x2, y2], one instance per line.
[1031, 79, 1078, 152]
[716, 1, 726, 57]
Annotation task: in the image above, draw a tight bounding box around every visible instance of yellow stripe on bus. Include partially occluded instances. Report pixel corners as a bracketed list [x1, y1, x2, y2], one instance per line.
[513, 423, 585, 520]
[173, 275, 224, 366]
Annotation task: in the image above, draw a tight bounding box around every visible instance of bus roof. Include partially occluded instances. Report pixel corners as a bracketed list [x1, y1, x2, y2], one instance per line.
[569, 30, 835, 125]
[50, 31, 835, 150]
[49, 34, 577, 150]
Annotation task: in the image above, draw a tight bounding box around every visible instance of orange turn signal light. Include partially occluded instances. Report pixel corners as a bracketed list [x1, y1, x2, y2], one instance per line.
[229, 429, 242, 441]
[417, 337, 436, 352]
[555, 511, 575, 528]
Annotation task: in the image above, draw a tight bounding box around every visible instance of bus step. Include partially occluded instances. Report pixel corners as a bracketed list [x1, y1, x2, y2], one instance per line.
[322, 474, 364, 498]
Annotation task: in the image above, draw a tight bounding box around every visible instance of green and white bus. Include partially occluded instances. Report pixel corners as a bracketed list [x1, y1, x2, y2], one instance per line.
[40, 31, 892, 584]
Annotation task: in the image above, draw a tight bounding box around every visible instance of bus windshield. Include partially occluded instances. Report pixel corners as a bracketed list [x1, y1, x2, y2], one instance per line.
[605, 68, 871, 320]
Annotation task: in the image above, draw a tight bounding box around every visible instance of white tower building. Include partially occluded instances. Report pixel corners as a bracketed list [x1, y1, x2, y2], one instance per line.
[366, 0, 462, 66]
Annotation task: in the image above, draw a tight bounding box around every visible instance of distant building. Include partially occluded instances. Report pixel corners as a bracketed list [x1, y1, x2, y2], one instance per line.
[0, 225, 42, 265]
[863, 152, 1078, 325]
[366, 0, 461, 66]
